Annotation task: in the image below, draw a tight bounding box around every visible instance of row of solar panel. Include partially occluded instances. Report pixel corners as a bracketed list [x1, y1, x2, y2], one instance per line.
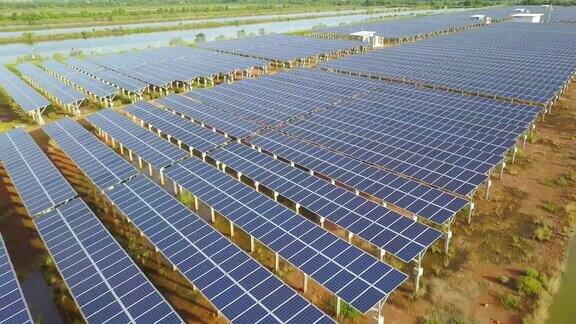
[42, 118, 338, 322]
[85, 108, 415, 314]
[0, 66, 49, 113]
[320, 23, 576, 106]
[0, 129, 181, 323]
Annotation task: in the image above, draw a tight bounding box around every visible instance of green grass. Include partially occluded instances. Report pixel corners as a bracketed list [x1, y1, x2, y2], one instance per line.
[328, 297, 360, 320]
[540, 201, 559, 214]
[500, 293, 521, 310]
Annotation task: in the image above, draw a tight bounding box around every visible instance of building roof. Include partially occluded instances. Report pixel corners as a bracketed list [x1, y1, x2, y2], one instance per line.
[350, 31, 376, 37]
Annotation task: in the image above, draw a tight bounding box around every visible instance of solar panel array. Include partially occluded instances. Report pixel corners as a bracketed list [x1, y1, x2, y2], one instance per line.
[106, 175, 334, 323]
[86, 46, 268, 88]
[42, 60, 118, 98]
[184, 69, 378, 128]
[124, 102, 228, 153]
[250, 131, 469, 225]
[0, 129, 182, 323]
[43, 118, 139, 192]
[0, 233, 33, 324]
[209, 142, 442, 261]
[34, 198, 182, 323]
[199, 34, 365, 62]
[14, 63, 85, 107]
[42, 118, 333, 322]
[0, 129, 77, 216]
[547, 5, 576, 23]
[86, 109, 188, 171]
[164, 158, 408, 313]
[158, 94, 260, 139]
[320, 23, 576, 106]
[67, 58, 148, 94]
[0, 66, 49, 113]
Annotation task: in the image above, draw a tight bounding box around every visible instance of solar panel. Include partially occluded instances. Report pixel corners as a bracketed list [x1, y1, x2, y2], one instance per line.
[67, 58, 148, 94]
[0, 66, 49, 113]
[42, 60, 118, 99]
[209, 142, 442, 262]
[34, 198, 182, 323]
[250, 131, 468, 225]
[0, 129, 77, 216]
[14, 63, 85, 107]
[164, 158, 408, 313]
[86, 47, 269, 88]
[124, 102, 228, 153]
[106, 175, 333, 323]
[0, 233, 33, 324]
[157, 94, 260, 139]
[320, 23, 576, 106]
[199, 34, 365, 62]
[86, 109, 188, 171]
[42, 118, 139, 192]
[184, 68, 376, 128]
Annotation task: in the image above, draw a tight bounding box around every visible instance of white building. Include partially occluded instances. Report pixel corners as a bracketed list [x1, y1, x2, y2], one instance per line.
[511, 13, 544, 23]
[350, 31, 376, 42]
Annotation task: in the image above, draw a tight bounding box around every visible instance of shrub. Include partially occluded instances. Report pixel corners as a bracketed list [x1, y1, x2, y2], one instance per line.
[524, 267, 539, 279]
[516, 276, 542, 296]
[534, 225, 553, 241]
[541, 201, 558, 214]
[500, 294, 521, 310]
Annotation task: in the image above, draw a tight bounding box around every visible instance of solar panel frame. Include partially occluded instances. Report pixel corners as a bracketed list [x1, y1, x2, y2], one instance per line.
[0, 129, 77, 216]
[164, 158, 408, 313]
[209, 142, 443, 262]
[34, 198, 182, 324]
[86, 109, 189, 171]
[105, 175, 333, 324]
[42, 118, 139, 192]
[0, 233, 33, 324]
[0, 67, 50, 113]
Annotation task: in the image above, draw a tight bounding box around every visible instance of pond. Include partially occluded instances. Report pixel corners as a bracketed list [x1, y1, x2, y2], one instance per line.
[0, 8, 465, 63]
[546, 237, 576, 324]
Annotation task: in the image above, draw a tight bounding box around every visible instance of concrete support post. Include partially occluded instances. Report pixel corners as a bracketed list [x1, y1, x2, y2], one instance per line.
[210, 208, 216, 223]
[111, 138, 116, 148]
[303, 274, 309, 293]
[189, 147, 194, 157]
[320, 217, 325, 228]
[128, 150, 133, 161]
[512, 147, 518, 164]
[173, 181, 178, 194]
[177, 140, 182, 149]
[138, 157, 143, 169]
[229, 221, 234, 237]
[295, 203, 301, 214]
[250, 236, 255, 253]
[336, 297, 341, 317]
[160, 171, 165, 185]
[255, 181, 260, 191]
[380, 249, 386, 261]
[347, 232, 353, 244]
[523, 134, 528, 149]
[444, 230, 452, 254]
[413, 257, 423, 293]
[485, 180, 492, 200]
[500, 162, 506, 179]
[273, 192, 279, 202]
[275, 253, 280, 271]
[467, 203, 475, 224]
[148, 164, 153, 176]
[237, 172, 242, 181]
[194, 196, 199, 211]
[309, 170, 314, 176]
[331, 179, 336, 185]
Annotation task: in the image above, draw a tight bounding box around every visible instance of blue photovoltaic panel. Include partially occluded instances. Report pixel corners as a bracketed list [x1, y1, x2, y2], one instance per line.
[0, 129, 77, 216]
[67, 58, 148, 94]
[0, 67, 49, 113]
[320, 23, 576, 105]
[86, 47, 268, 88]
[106, 175, 333, 324]
[0, 234, 33, 324]
[158, 94, 260, 139]
[15, 63, 85, 106]
[42, 118, 139, 191]
[164, 158, 408, 313]
[184, 68, 376, 128]
[86, 109, 188, 171]
[209, 142, 442, 261]
[43, 60, 118, 98]
[124, 102, 228, 153]
[34, 198, 182, 323]
[199, 34, 365, 62]
[250, 132, 468, 225]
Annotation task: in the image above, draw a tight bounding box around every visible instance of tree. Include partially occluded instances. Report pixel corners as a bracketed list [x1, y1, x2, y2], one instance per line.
[194, 33, 206, 43]
[22, 32, 34, 44]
